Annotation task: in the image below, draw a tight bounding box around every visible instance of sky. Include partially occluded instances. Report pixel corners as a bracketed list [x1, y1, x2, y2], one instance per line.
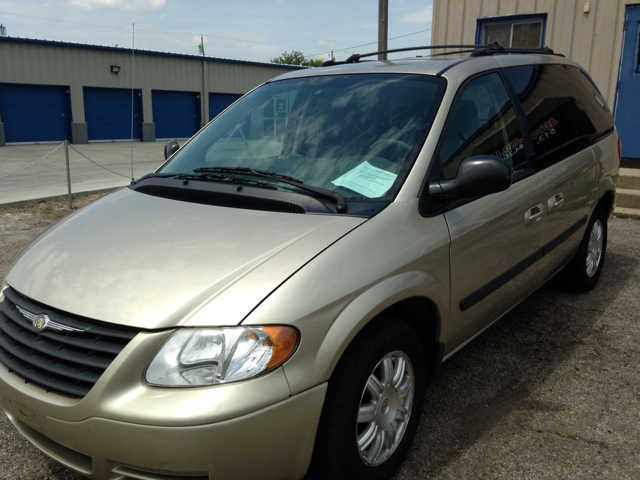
[0, 0, 434, 64]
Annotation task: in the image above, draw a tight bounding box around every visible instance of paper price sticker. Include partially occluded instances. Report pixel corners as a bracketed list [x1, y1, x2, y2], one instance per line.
[331, 161, 398, 198]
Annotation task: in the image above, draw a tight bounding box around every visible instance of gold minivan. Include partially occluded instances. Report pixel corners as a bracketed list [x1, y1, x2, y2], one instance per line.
[0, 45, 619, 480]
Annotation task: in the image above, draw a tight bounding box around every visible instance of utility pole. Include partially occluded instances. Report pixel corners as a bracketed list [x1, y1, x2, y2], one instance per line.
[378, 0, 388, 60]
[200, 35, 208, 127]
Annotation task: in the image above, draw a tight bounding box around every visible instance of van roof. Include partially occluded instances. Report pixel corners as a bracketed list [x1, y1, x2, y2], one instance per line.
[269, 45, 573, 82]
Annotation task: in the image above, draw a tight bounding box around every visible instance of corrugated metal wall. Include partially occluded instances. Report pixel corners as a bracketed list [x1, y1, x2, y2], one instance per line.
[0, 41, 294, 94]
[0, 39, 300, 143]
[432, 0, 627, 106]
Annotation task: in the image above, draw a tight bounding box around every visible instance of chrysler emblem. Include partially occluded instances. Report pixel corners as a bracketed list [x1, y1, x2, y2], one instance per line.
[33, 314, 48, 331]
[15, 305, 85, 334]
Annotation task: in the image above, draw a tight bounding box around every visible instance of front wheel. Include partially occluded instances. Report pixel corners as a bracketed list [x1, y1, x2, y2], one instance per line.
[309, 318, 426, 480]
[561, 205, 608, 291]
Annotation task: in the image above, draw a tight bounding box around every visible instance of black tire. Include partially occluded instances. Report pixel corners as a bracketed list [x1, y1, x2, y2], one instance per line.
[561, 205, 608, 292]
[308, 317, 426, 480]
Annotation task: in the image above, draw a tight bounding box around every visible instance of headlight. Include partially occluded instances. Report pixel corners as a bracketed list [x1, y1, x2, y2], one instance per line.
[145, 326, 299, 387]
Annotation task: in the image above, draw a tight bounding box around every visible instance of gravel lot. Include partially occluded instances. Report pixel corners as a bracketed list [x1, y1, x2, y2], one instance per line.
[0, 197, 638, 479]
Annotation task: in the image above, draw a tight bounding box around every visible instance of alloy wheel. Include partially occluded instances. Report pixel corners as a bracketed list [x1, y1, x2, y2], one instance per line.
[356, 351, 414, 466]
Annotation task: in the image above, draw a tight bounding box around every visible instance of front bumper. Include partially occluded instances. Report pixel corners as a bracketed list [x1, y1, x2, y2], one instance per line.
[0, 363, 327, 480]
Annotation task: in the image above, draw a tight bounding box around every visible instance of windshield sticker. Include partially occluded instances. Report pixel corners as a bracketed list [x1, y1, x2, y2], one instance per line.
[331, 161, 397, 198]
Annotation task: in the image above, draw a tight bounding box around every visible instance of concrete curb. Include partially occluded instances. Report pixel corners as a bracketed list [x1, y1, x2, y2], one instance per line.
[614, 206, 640, 220]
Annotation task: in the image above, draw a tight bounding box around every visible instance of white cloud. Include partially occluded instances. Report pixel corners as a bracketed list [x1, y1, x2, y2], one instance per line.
[70, 0, 166, 10]
[401, 6, 432, 24]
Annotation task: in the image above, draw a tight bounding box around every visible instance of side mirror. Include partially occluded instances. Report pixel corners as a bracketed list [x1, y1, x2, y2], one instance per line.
[164, 140, 180, 160]
[429, 155, 512, 203]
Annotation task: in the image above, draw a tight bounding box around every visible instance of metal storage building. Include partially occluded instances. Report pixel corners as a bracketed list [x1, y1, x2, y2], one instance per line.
[431, 0, 640, 159]
[0, 37, 302, 146]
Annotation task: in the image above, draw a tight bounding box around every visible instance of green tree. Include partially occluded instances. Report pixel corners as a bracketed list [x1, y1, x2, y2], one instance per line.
[270, 50, 323, 67]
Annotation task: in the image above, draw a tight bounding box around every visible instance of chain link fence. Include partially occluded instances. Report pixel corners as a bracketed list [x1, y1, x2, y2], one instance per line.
[0, 141, 164, 209]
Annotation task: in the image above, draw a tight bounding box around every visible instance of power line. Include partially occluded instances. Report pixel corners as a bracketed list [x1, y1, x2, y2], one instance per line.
[0, 10, 316, 50]
[308, 28, 432, 59]
[1, 9, 432, 60]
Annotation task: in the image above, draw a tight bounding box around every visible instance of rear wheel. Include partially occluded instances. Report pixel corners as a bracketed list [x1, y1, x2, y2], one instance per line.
[309, 317, 426, 480]
[561, 205, 608, 291]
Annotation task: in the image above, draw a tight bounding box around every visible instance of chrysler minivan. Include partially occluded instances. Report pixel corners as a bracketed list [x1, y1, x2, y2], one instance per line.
[0, 44, 619, 480]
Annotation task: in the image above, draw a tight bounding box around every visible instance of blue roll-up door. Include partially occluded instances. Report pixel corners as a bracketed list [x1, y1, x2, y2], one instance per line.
[209, 93, 242, 120]
[84, 87, 142, 141]
[0, 83, 70, 143]
[153, 90, 201, 139]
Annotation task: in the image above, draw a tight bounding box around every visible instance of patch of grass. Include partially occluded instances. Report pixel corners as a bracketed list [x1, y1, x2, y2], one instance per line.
[2, 193, 105, 217]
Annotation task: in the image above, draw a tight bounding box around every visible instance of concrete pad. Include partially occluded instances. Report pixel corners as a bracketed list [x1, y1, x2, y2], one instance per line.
[614, 206, 640, 219]
[0, 140, 188, 206]
[617, 168, 640, 190]
[616, 188, 640, 209]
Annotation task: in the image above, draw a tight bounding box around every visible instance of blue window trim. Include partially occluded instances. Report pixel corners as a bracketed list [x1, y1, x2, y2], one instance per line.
[475, 13, 548, 47]
[634, 21, 640, 75]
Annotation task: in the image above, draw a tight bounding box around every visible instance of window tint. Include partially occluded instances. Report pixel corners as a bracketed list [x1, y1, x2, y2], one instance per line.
[503, 64, 614, 167]
[439, 73, 527, 179]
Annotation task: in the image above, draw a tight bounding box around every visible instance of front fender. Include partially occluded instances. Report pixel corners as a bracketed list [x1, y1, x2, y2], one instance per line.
[313, 271, 443, 382]
[243, 200, 451, 396]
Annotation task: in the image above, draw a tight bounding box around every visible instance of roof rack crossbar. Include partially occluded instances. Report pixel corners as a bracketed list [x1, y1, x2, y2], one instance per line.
[319, 44, 559, 67]
[344, 44, 499, 64]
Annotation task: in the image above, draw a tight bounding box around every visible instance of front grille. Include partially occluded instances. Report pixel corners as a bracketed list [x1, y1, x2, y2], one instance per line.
[0, 287, 139, 398]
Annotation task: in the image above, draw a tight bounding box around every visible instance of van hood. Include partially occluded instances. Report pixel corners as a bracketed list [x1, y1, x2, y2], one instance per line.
[5, 188, 365, 329]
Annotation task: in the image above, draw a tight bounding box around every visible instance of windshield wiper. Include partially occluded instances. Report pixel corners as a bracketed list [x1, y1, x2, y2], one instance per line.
[131, 172, 182, 184]
[194, 166, 347, 213]
[175, 173, 277, 190]
[195, 166, 302, 183]
[131, 171, 277, 190]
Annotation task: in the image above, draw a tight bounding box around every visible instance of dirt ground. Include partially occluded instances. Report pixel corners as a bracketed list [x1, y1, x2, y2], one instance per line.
[0, 196, 638, 479]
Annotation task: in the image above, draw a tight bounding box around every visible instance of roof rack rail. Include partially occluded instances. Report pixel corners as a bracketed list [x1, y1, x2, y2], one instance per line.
[319, 44, 561, 67]
[470, 46, 561, 57]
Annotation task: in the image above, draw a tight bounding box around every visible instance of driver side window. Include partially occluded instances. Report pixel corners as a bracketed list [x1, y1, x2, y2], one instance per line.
[439, 72, 528, 179]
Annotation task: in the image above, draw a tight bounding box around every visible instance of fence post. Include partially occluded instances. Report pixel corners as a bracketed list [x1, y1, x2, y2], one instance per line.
[64, 140, 73, 210]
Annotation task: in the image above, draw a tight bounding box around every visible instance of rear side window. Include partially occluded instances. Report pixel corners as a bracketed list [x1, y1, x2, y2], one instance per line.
[503, 64, 614, 167]
[439, 72, 527, 179]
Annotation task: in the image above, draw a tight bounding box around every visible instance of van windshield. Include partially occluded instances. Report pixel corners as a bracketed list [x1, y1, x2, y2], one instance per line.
[160, 74, 446, 201]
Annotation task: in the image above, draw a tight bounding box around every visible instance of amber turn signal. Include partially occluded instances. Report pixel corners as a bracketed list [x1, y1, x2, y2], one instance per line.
[263, 326, 299, 369]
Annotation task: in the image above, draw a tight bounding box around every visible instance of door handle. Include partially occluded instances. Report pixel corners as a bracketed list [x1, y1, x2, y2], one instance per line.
[525, 204, 545, 226]
[547, 193, 564, 213]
